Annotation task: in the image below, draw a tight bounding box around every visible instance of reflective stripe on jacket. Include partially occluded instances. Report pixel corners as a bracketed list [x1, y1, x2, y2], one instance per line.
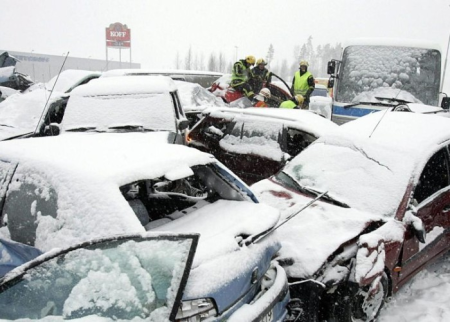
[231, 60, 248, 86]
[293, 71, 312, 95]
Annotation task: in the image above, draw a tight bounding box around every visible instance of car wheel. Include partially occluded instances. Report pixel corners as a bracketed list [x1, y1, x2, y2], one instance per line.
[329, 273, 389, 322]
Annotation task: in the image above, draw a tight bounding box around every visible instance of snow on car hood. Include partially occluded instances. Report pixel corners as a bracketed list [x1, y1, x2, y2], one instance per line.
[252, 179, 381, 278]
[156, 199, 281, 298]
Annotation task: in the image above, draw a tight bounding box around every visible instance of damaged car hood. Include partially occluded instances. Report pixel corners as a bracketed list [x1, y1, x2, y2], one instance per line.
[252, 178, 382, 278]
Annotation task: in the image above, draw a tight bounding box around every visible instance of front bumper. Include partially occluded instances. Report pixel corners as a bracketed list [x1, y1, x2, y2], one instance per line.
[228, 262, 290, 322]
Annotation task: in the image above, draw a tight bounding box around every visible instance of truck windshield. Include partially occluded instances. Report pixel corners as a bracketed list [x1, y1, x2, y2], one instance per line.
[335, 45, 441, 106]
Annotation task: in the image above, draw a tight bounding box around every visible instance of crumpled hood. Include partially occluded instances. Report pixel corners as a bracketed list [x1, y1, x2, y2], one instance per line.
[252, 179, 382, 278]
[157, 200, 281, 311]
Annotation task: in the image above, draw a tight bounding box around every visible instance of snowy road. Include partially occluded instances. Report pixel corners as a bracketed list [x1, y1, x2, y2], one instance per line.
[379, 253, 450, 322]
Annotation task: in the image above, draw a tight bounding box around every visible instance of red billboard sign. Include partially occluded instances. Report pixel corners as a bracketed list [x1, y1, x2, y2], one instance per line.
[106, 22, 131, 48]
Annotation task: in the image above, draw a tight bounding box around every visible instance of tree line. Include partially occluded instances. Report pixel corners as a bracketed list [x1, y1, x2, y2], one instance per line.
[174, 36, 343, 82]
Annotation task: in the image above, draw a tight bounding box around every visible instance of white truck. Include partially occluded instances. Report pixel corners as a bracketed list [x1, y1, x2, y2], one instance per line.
[326, 38, 450, 124]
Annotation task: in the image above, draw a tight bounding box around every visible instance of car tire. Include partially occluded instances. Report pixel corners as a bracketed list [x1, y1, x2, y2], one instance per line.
[328, 273, 389, 322]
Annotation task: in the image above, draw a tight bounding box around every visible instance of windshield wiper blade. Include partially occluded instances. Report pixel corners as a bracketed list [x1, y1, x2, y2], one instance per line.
[374, 97, 412, 105]
[303, 187, 350, 208]
[65, 126, 99, 132]
[0, 124, 14, 128]
[343, 101, 395, 109]
[107, 125, 154, 132]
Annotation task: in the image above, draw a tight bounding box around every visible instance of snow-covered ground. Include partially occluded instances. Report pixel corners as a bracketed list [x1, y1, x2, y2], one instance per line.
[379, 252, 450, 321]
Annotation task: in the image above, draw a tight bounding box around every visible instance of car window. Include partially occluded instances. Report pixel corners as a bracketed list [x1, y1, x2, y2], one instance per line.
[219, 119, 285, 161]
[285, 128, 318, 157]
[312, 88, 328, 97]
[413, 148, 450, 204]
[2, 168, 58, 246]
[0, 235, 197, 320]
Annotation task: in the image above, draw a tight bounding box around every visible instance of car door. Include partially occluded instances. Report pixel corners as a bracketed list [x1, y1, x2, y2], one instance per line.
[0, 233, 199, 321]
[398, 147, 450, 285]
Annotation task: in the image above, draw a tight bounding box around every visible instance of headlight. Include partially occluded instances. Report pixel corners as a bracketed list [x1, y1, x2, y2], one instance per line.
[176, 298, 218, 321]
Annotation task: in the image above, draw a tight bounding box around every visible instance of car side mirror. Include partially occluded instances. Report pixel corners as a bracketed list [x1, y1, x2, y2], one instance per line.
[441, 96, 450, 110]
[44, 123, 60, 136]
[411, 219, 426, 243]
[178, 120, 189, 131]
[327, 61, 336, 75]
[327, 77, 335, 89]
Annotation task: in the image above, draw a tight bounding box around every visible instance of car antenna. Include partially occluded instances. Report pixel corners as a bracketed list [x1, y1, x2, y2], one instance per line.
[242, 190, 328, 246]
[369, 85, 404, 138]
[34, 51, 70, 136]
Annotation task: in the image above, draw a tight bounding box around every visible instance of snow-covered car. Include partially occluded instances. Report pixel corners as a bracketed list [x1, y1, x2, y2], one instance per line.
[58, 76, 189, 144]
[0, 52, 33, 92]
[0, 233, 199, 321]
[0, 70, 100, 141]
[251, 111, 450, 321]
[0, 133, 289, 321]
[102, 68, 223, 88]
[187, 107, 338, 185]
[309, 84, 333, 119]
[175, 80, 225, 128]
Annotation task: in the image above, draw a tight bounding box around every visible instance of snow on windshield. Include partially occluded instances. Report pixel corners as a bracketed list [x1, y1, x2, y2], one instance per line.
[337, 45, 441, 106]
[62, 93, 177, 132]
[220, 118, 285, 162]
[175, 81, 224, 110]
[281, 138, 413, 217]
[0, 88, 63, 140]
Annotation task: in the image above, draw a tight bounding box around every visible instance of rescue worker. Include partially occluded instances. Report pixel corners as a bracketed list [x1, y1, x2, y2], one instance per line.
[250, 58, 272, 94]
[279, 94, 304, 109]
[231, 55, 256, 99]
[291, 60, 315, 109]
[252, 88, 271, 108]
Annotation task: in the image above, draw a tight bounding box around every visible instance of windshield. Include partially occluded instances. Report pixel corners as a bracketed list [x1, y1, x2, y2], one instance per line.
[336, 45, 441, 106]
[0, 236, 196, 320]
[62, 93, 177, 132]
[275, 141, 413, 217]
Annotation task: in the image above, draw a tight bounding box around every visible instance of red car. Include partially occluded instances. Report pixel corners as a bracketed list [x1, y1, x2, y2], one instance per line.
[187, 107, 338, 185]
[251, 111, 450, 321]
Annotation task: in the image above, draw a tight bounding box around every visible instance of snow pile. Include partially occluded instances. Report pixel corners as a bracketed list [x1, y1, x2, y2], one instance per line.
[46, 70, 100, 93]
[379, 253, 450, 321]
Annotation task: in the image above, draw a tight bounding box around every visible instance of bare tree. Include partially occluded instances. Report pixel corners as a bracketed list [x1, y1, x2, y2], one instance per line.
[266, 44, 275, 66]
[174, 51, 181, 69]
[207, 52, 217, 71]
[184, 46, 193, 70]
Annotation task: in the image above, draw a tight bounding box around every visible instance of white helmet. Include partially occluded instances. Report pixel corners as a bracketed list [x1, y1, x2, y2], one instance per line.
[259, 88, 271, 99]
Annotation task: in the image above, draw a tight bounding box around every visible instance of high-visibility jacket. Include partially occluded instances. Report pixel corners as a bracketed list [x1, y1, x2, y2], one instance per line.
[279, 100, 297, 109]
[293, 71, 313, 96]
[231, 60, 249, 87]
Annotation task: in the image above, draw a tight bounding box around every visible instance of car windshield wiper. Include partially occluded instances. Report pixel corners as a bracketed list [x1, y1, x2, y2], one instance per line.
[275, 171, 349, 208]
[65, 126, 100, 132]
[107, 125, 155, 132]
[343, 101, 395, 109]
[374, 96, 412, 105]
[0, 124, 14, 128]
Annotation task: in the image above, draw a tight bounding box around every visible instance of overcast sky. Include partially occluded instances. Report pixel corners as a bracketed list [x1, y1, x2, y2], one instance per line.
[2, 0, 450, 76]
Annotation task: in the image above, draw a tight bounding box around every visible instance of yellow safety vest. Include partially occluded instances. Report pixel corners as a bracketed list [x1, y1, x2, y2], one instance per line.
[293, 71, 312, 96]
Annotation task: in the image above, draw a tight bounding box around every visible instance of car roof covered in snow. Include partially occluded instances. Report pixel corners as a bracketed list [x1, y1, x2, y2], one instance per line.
[102, 69, 223, 78]
[71, 75, 178, 97]
[203, 107, 339, 137]
[0, 133, 214, 182]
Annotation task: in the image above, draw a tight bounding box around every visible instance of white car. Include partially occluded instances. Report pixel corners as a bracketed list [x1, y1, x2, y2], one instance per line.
[0, 133, 289, 321]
